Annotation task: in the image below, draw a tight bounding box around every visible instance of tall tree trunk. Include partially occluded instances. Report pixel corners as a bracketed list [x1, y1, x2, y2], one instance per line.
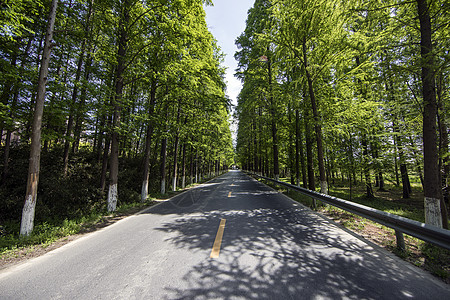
[195, 149, 199, 183]
[393, 132, 400, 186]
[63, 53, 84, 174]
[303, 39, 327, 194]
[304, 107, 315, 191]
[393, 119, 411, 198]
[63, 0, 93, 174]
[296, 110, 307, 188]
[20, 0, 58, 236]
[417, 0, 443, 227]
[288, 105, 295, 184]
[172, 133, 180, 191]
[100, 132, 111, 193]
[437, 74, 449, 228]
[295, 109, 301, 186]
[141, 79, 157, 201]
[172, 107, 181, 191]
[190, 147, 194, 185]
[267, 57, 279, 180]
[362, 135, 374, 198]
[97, 113, 106, 162]
[181, 144, 186, 188]
[373, 143, 386, 191]
[107, 1, 129, 212]
[160, 136, 167, 194]
[72, 53, 92, 153]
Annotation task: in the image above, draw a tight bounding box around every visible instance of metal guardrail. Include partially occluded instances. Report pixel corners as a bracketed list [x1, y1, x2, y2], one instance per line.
[248, 172, 450, 251]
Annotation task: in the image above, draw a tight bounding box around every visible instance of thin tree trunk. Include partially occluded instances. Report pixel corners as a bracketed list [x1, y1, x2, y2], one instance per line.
[362, 135, 374, 198]
[63, 53, 84, 174]
[63, 0, 93, 174]
[195, 150, 199, 183]
[181, 144, 186, 188]
[190, 147, 194, 185]
[295, 109, 301, 186]
[20, 0, 58, 236]
[394, 120, 411, 198]
[100, 132, 111, 193]
[437, 74, 449, 228]
[267, 56, 279, 180]
[160, 136, 167, 194]
[141, 79, 157, 201]
[172, 107, 181, 191]
[393, 134, 400, 186]
[305, 107, 315, 191]
[303, 38, 327, 194]
[72, 53, 92, 153]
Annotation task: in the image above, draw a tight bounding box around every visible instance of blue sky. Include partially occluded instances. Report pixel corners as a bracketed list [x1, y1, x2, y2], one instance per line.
[204, 0, 255, 108]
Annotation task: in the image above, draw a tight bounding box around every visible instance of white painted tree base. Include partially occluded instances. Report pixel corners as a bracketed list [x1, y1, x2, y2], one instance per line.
[320, 181, 328, 195]
[161, 179, 166, 195]
[141, 180, 148, 202]
[20, 194, 36, 236]
[424, 197, 443, 228]
[182, 176, 186, 189]
[107, 183, 118, 212]
[172, 177, 177, 192]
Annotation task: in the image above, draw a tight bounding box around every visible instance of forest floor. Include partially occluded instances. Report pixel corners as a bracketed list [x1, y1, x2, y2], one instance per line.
[270, 178, 450, 285]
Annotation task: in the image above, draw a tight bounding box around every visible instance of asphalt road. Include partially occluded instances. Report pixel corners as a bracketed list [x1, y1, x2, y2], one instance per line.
[1, 170, 449, 299]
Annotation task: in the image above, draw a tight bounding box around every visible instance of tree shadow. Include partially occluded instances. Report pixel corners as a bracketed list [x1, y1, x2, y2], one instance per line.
[141, 171, 450, 299]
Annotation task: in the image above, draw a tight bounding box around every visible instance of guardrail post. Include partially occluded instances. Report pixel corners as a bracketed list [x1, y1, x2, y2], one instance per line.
[395, 230, 406, 252]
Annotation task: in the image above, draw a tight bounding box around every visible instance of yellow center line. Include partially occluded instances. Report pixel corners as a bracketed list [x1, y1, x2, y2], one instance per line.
[210, 219, 226, 258]
[228, 191, 232, 197]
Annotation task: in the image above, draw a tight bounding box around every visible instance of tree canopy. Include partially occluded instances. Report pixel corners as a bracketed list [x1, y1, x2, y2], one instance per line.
[0, 0, 234, 235]
[235, 0, 450, 227]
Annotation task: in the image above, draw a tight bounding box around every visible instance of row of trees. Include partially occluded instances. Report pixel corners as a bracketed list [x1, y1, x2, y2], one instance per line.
[235, 0, 449, 228]
[1, 0, 233, 235]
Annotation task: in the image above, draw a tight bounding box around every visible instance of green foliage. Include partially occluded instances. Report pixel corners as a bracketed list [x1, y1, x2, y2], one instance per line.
[235, 0, 450, 227]
[0, 0, 234, 236]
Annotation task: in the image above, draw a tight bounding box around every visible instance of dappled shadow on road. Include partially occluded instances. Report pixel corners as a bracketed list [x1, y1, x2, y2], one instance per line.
[155, 208, 443, 299]
[140, 171, 448, 299]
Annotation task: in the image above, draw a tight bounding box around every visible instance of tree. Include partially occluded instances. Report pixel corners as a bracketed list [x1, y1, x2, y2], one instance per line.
[20, 0, 58, 236]
[416, 0, 443, 227]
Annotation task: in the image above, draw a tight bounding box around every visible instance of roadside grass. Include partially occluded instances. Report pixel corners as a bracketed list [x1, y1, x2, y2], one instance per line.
[263, 177, 450, 283]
